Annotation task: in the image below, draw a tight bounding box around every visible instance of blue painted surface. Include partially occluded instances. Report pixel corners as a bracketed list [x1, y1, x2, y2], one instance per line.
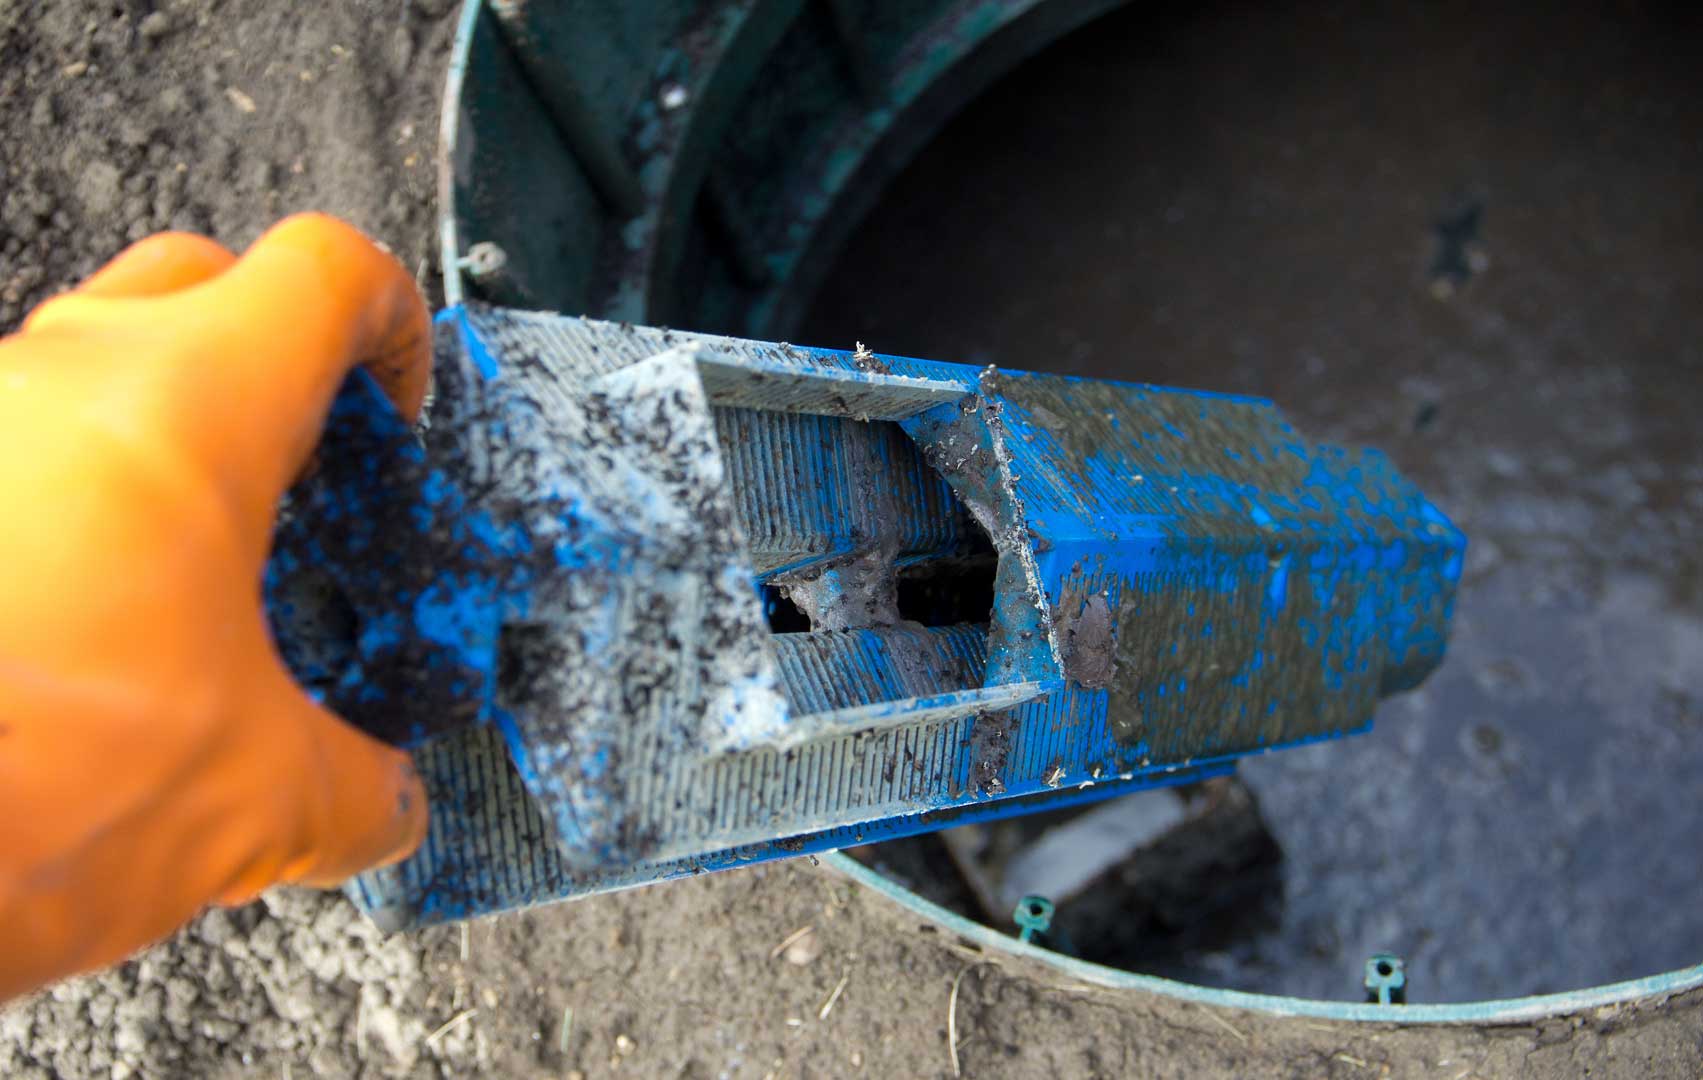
[348, 746, 1230, 925]
[265, 305, 1464, 929]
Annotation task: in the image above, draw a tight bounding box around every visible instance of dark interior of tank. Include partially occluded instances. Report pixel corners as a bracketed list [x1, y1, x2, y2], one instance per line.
[764, 0, 1703, 1003]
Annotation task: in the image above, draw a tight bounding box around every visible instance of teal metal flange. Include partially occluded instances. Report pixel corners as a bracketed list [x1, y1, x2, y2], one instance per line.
[435, 0, 1703, 1022]
[1013, 896, 1054, 945]
[438, 0, 1128, 335]
[1365, 953, 1408, 1006]
[828, 853, 1703, 1022]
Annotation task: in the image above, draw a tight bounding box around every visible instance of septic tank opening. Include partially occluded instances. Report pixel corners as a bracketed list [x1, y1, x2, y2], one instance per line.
[445, 0, 1703, 1007]
[784, 0, 1703, 1004]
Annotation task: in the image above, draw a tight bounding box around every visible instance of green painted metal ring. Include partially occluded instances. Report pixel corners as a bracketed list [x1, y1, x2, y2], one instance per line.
[438, 0, 1128, 335]
[829, 853, 1703, 1023]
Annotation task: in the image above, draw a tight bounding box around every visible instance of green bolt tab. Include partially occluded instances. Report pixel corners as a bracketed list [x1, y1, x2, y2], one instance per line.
[1364, 953, 1408, 1005]
[1013, 895, 1054, 944]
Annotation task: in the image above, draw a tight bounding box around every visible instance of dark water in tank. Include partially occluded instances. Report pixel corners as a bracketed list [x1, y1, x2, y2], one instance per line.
[796, 0, 1703, 1003]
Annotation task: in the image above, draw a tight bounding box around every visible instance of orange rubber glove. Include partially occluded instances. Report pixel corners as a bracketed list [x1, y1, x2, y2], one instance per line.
[0, 214, 431, 1001]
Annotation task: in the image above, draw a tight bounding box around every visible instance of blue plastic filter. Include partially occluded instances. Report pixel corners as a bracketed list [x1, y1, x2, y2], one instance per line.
[265, 304, 1463, 930]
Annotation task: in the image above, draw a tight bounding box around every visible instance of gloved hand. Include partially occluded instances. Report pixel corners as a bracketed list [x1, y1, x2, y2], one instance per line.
[0, 214, 431, 1001]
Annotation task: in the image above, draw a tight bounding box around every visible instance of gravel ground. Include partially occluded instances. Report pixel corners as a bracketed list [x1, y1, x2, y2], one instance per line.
[2, 1, 1700, 1077]
[0, 0, 450, 326]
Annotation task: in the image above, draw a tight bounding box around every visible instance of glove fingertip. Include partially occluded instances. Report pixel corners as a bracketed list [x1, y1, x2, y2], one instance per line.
[275, 685, 431, 889]
[75, 233, 237, 300]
